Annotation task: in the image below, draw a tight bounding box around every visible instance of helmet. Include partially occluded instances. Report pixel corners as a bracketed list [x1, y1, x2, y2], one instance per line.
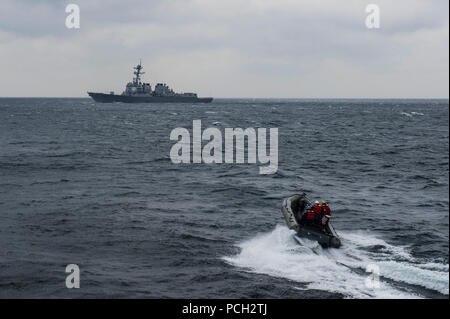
[322, 200, 327, 205]
[314, 200, 320, 205]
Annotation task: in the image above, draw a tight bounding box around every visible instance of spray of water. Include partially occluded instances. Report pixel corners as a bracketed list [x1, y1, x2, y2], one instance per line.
[223, 225, 449, 298]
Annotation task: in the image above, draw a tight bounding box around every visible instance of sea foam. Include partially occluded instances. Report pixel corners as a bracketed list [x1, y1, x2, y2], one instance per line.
[223, 225, 449, 298]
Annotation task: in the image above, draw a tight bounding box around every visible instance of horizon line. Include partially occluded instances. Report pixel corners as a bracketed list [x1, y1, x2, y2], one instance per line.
[0, 96, 449, 100]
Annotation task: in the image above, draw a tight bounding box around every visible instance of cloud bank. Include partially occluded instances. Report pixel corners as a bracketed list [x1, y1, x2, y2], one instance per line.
[0, 0, 448, 98]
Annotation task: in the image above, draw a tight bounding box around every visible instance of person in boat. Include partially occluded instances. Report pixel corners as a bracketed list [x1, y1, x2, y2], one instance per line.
[321, 200, 331, 226]
[301, 204, 315, 225]
[312, 200, 323, 225]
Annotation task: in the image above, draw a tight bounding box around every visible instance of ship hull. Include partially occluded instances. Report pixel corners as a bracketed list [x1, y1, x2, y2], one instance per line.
[88, 92, 213, 103]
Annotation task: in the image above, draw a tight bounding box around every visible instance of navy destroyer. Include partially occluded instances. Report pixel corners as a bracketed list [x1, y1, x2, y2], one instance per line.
[88, 61, 213, 103]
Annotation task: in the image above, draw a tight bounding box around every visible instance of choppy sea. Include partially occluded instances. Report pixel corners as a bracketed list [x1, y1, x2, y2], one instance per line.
[0, 98, 448, 298]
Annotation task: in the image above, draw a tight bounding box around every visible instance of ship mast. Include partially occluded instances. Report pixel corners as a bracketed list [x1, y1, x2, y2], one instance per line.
[133, 59, 145, 85]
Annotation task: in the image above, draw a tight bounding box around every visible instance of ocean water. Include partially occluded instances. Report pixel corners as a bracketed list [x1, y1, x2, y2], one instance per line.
[0, 98, 448, 298]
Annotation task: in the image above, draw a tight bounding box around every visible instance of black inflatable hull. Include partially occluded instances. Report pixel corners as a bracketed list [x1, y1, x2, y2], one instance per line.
[296, 226, 342, 248]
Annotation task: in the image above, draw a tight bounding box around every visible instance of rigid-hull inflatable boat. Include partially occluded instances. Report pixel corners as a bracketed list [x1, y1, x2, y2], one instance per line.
[281, 193, 341, 248]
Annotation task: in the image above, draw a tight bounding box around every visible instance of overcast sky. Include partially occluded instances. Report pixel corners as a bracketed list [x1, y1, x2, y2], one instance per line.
[0, 0, 448, 98]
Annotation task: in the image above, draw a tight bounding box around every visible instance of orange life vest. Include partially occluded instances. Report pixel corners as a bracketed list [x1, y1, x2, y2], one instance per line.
[306, 210, 315, 220]
[313, 205, 322, 216]
[321, 205, 331, 216]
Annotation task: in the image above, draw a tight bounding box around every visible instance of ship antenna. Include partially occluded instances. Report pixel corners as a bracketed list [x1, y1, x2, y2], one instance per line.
[133, 59, 145, 84]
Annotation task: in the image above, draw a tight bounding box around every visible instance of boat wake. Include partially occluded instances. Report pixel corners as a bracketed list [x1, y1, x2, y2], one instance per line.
[223, 225, 449, 298]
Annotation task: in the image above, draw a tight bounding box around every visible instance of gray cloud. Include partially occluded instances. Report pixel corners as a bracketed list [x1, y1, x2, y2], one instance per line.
[0, 0, 448, 98]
